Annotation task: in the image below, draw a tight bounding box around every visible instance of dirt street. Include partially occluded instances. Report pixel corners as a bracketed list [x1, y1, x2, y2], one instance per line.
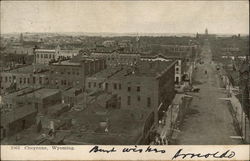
[175, 40, 242, 145]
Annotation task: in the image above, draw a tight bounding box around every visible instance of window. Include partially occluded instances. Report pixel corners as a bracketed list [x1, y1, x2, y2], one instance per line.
[137, 96, 141, 102]
[19, 78, 22, 84]
[44, 54, 48, 58]
[127, 86, 131, 92]
[88, 82, 91, 88]
[37, 54, 39, 58]
[137, 86, 140, 92]
[99, 83, 102, 88]
[5, 77, 7, 82]
[119, 84, 121, 90]
[94, 82, 96, 87]
[41, 54, 43, 58]
[105, 83, 108, 90]
[147, 97, 151, 107]
[27, 78, 30, 84]
[49, 54, 51, 59]
[24, 78, 26, 84]
[127, 96, 131, 105]
[113, 83, 117, 90]
[39, 77, 42, 84]
[33, 77, 36, 84]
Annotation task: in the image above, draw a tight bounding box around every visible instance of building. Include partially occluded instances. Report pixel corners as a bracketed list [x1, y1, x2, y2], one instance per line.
[35, 45, 79, 65]
[48, 56, 106, 89]
[0, 64, 50, 93]
[61, 88, 84, 107]
[205, 28, 208, 35]
[56, 101, 154, 145]
[1, 105, 37, 140]
[91, 50, 140, 67]
[0, 53, 34, 68]
[102, 40, 117, 47]
[86, 60, 177, 122]
[141, 54, 187, 84]
[35, 46, 60, 64]
[1, 87, 64, 144]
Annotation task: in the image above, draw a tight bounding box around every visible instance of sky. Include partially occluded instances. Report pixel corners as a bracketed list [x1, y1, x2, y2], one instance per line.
[1, 1, 249, 35]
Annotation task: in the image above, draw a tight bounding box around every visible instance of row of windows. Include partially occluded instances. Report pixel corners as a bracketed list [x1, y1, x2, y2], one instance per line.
[51, 70, 80, 75]
[36, 53, 55, 59]
[107, 57, 138, 61]
[127, 96, 151, 107]
[2, 76, 45, 84]
[19, 77, 44, 84]
[128, 86, 141, 92]
[3, 76, 16, 83]
[51, 79, 80, 86]
[87, 82, 141, 92]
[88, 82, 107, 89]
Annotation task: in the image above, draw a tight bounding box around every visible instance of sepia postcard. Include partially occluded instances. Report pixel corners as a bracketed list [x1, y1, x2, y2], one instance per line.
[0, 0, 249, 160]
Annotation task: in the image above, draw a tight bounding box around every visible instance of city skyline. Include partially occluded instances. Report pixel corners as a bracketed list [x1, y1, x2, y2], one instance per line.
[1, 1, 249, 35]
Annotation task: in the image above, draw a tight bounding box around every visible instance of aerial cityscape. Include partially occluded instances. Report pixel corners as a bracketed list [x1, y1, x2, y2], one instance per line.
[0, 1, 249, 145]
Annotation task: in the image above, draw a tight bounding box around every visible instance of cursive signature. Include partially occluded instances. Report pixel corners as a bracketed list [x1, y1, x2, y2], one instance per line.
[172, 148, 235, 160]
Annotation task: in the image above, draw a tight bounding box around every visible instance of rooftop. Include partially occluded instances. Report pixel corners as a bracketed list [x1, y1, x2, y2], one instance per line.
[1, 106, 36, 126]
[4, 64, 49, 74]
[89, 67, 123, 79]
[52, 60, 81, 66]
[18, 88, 60, 99]
[60, 107, 152, 145]
[35, 49, 56, 53]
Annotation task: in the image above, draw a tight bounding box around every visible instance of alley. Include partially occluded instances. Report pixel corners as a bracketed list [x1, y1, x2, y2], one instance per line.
[175, 40, 242, 145]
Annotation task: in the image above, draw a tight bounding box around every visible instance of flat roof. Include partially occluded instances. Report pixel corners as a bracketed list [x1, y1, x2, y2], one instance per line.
[18, 88, 60, 99]
[4, 64, 48, 74]
[89, 67, 122, 79]
[35, 49, 55, 53]
[52, 60, 81, 66]
[1, 106, 36, 126]
[61, 107, 152, 145]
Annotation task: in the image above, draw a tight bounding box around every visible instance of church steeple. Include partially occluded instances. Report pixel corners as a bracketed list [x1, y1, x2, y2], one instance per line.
[20, 33, 24, 43]
[205, 28, 208, 35]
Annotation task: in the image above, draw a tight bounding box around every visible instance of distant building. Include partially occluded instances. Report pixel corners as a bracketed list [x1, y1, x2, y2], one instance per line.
[0, 53, 34, 68]
[102, 40, 117, 47]
[205, 28, 208, 35]
[91, 50, 140, 67]
[35, 46, 79, 65]
[35, 46, 60, 64]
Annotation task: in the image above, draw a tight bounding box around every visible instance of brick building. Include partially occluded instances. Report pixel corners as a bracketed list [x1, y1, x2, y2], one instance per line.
[0, 65, 50, 94]
[86, 60, 177, 122]
[48, 57, 106, 89]
[91, 50, 140, 67]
